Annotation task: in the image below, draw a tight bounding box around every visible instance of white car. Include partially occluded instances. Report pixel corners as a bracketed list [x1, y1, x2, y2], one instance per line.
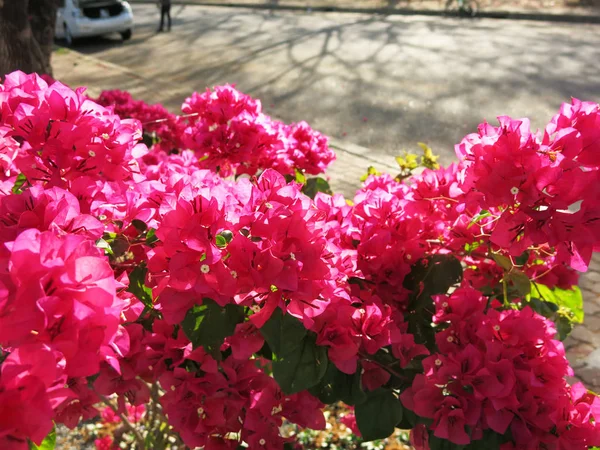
[55, 0, 134, 46]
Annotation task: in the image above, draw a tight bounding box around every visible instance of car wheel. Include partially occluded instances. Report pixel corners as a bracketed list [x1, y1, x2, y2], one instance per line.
[121, 29, 132, 41]
[64, 23, 74, 47]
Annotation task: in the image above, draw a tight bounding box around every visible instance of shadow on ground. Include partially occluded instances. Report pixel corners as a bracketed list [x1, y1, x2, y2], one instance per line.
[68, 4, 600, 163]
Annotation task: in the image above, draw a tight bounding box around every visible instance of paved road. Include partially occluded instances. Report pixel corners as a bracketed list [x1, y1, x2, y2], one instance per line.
[73, 4, 600, 164]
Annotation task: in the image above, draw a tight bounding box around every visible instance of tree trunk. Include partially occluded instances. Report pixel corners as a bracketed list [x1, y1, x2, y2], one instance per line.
[29, 0, 58, 75]
[0, 0, 57, 78]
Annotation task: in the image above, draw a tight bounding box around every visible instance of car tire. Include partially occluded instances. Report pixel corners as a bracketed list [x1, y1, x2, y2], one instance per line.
[121, 29, 132, 41]
[64, 23, 74, 47]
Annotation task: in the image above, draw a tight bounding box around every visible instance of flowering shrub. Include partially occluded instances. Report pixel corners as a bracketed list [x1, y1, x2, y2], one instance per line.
[0, 70, 599, 450]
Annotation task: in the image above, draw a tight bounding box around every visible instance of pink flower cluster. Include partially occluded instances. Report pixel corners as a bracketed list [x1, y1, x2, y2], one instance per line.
[96, 85, 336, 178]
[95, 89, 186, 154]
[457, 104, 600, 271]
[401, 287, 600, 449]
[181, 85, 335, 176]
[1, 71, 599, 450]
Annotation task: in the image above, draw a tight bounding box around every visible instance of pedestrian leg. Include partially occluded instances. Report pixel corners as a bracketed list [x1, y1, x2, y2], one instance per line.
[158, 6, 166, 31]
[167, 6, 171, 31]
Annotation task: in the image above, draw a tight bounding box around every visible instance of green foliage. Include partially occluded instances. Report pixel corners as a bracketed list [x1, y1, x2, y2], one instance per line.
[302, 177, 333, 198]
[216, 230, 233, 248]
[260, 308, 307, 355]
[12, 173, 28, 194]
[429, 429, 502, 450]
[467, 210, 491, 229]
[403, 254, 463, 350]
[29, 427, 56, 450]
[95, 237, 114, 255]
[355, 388, 403, 441]
[127, 265, 154, 308]
[528, 283, 584, 340]
[393, 143, 440, 181]
[309, 363, 366, 406]
[417, 142, 440, 170]
[260, 309, 328, 394]
[506, 269, 531, 296]
[131, 219, 148, 232]
[182, 298, 245, 357]
[360, 166, 381, 182]
[146, 228, 159, 245]
[404, 255, 463, 309]
[295, 168, 306, 184]
[530, 283, 584, 323]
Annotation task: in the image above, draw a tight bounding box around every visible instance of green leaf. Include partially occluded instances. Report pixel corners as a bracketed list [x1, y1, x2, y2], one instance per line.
[294, 168, 306, 184]
[259, 308, 307, 356]
[182, 299, 245, 355]
[464, 430, 502, 450]
[146, 228, 159, 245]
[131, 219, 147, 232]
[507, 269, 530, 296]
[527, 297, 560, 318]
[302, 177, 332, 199]
[491, 254, 512, 271]
[404, 255, 463, 307]
[418, 142, 440, 170]
[360, 166, 381, 182]
[12, 173, 28, 194]
[428, 434, 460, 450]
[215, 230, 233, 248]
[467, 210, 491, 229]
[260, 310, 329, 393]
[355, 388, 403, 441]
[272, 334, 328, 394]
[95, 238, 114, 255]
[556, 315, 574, 341]
[403, 255, 462, 350]
[309, 363, 366, 406]
[215, 234, 227, 248]
[29, 427, 56, 450]
[514, 251, 530, 266]
[127, 265, 153, 308]
[530, 284, 584, 323]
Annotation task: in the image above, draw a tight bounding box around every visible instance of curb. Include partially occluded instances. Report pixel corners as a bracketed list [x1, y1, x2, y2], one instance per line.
[129, 0, 600, 24]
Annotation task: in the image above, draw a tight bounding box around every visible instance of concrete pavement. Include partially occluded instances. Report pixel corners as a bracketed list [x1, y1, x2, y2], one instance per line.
[69, 3, 600, 166]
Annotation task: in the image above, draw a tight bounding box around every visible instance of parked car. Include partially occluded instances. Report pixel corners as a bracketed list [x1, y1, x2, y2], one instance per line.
[55, 0, 134, 46]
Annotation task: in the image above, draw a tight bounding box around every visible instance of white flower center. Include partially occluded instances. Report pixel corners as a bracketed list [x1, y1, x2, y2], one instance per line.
[200, 264, 210, 274]
[510, 186, 519, 195]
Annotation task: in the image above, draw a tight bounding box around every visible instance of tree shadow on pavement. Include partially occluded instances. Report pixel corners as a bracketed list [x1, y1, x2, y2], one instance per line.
[73, 5, 600, 163]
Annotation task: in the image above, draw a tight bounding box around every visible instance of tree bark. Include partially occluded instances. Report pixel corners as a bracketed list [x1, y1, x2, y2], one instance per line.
[29, 0, 58, 75]
[0, 0, 57, 78]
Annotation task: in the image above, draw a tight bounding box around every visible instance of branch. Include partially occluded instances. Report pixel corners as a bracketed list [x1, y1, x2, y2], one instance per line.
[92, 389, 146, 450]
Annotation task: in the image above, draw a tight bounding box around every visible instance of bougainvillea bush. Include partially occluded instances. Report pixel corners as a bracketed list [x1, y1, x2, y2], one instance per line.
[1, 70, 599, 450]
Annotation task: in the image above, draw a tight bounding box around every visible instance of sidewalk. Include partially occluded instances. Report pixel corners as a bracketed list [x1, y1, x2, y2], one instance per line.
[52, 47, 600, 392]
[128, 0, 600, 23]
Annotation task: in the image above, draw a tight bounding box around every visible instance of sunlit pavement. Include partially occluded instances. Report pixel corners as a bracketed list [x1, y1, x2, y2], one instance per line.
[70, 3, 600, 164]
